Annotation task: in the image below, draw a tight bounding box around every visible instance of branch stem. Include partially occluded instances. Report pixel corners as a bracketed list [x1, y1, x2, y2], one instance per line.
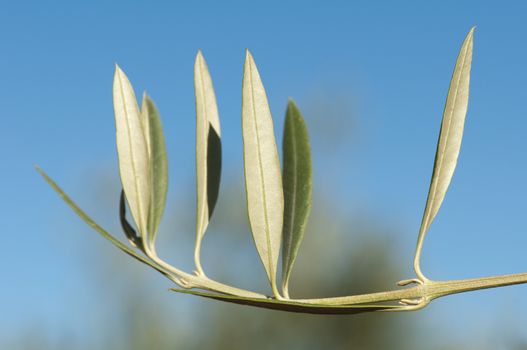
[150, 253, 266, 298]
[293, 272, 527, 306]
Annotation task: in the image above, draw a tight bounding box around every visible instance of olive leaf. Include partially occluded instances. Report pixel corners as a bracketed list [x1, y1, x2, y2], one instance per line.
[170, 288, 402, 314]
[281, 99, 313, 298]
[113, 65, 151, 241]
[141, 94, 168, 246]
[414, 27, 475, 278]
[242, 50, 284, 297]
[194, 50, 222, 274]
[36, 166, 168, 276]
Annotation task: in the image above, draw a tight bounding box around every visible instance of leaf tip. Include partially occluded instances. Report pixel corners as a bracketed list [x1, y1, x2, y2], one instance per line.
[466, 27, 476, 45]
[114, 63, 123, 75]
[113, 64, 130, 89]
[245, 48, 254, 62]
[286, 99, 303, 124]
[468, 28, 475, 42]
[35, 164, 46, 178]
[287, 98, 298, 110]
[195, 49, 204, 64]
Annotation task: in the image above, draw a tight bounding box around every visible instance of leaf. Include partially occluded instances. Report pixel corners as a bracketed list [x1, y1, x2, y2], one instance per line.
[414, 28, 475, 276]
[119, 190, 144, 252]
[113, 65, 151, 240]
[141, 94, 168, 245]
[193, 50, 222, 273]
[281, 99, 313, 297]
[170, 289, 402, 314]
[242, 50, 284, 296]
[36, 166, 168, 277]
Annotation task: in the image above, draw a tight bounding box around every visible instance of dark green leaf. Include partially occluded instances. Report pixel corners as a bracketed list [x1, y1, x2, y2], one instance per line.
[141, 94, 168, 245]
[281, 100, 313, 297]
[170, 288, 401, 314]
[119, 190, 145, 253]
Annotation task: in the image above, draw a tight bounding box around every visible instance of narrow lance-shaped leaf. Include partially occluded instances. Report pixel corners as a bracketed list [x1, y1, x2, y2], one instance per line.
[36, 167, 168, 276]
[141, 94, 168, 246]
[113, 65, 151, 240]
[194, 50, 222, 274]
[414, 28, 475, 278]
[242, 50, 283, 297]
[281, 99, 312, 298]
[170, 289, 402, 314]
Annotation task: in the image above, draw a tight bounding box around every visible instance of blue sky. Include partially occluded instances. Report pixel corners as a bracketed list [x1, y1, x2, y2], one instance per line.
[2, 0, 527, 345]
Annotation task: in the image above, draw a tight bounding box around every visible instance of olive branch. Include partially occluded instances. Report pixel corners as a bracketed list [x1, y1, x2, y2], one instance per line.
[38, 27, 527, 314]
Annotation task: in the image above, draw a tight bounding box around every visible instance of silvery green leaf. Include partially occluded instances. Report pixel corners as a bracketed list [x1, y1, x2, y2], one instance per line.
[281, 99, 312, 298]
[194, 50, 222, 273]
[170, 289, 402, 314]
[36, 167, 167, 276]
[113, 65, 151, 240]
[119, 190, 144, 252]
[242, 50, 283, 296]
[141, 94, 168, 245]
[414, 28, 475, 277]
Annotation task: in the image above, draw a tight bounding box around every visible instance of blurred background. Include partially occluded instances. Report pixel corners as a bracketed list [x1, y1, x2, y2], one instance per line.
[2, 0, 527, 348]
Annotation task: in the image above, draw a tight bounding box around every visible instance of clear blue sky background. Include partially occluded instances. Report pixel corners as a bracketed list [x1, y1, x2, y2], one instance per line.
[2, 0, 527, 345]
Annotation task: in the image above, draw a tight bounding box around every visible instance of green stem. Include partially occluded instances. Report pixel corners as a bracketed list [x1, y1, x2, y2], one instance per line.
[293, 272, 527, 307]
[426, 272, 527, 300]
[150, 250, 266, 299]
